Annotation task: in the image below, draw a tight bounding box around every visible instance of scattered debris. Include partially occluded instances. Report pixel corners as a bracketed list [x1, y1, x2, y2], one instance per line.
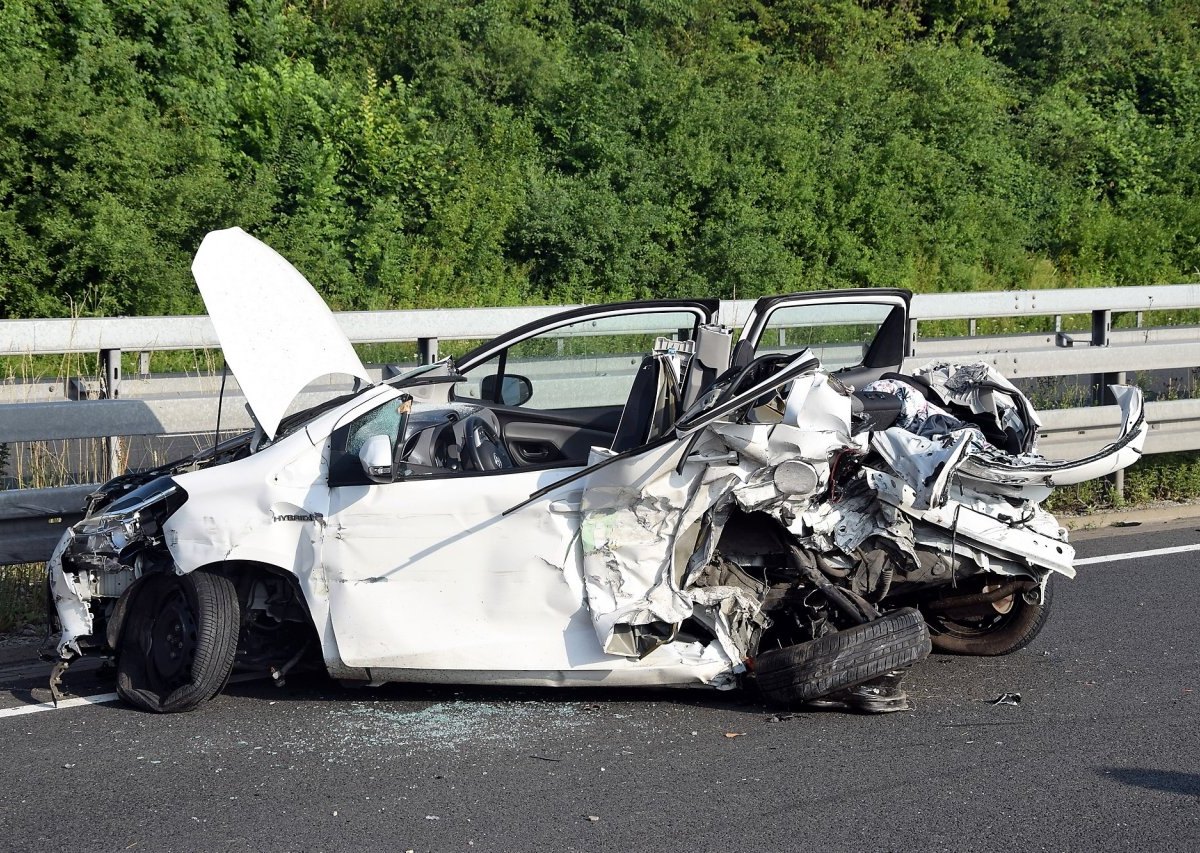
[988, 692, 1022, 706]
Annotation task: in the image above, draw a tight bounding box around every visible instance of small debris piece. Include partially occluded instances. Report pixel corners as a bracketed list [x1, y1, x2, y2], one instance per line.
[530, 755, 562, 762]
[586, 816, 600, 823]
[724, 732, 746, 738]
[425, 815, 440, 821]
[766, 713, 799, 723]
[987, 692, 1022, 706]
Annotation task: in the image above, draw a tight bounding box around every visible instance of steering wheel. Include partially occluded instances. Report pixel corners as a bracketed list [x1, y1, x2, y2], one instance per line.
[463, 415, 514, 471]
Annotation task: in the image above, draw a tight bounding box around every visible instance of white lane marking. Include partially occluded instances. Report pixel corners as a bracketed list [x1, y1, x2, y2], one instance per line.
[0, 692, 121, 719]
[1075, 543, 1200, 566]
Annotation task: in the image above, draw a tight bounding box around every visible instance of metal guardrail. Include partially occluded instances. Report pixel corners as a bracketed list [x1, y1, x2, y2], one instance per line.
[2, 283, 1199, 564]
[4, 283, 1198, 356]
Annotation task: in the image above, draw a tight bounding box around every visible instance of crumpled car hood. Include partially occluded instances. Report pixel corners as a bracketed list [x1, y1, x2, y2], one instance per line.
[191, 227, 371, 440]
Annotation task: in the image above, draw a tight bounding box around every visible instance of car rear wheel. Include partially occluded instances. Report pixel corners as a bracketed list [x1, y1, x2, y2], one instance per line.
[925, 575, 1053, 656]
[753, 608, 931, 706]
[116, 571, 240, 713]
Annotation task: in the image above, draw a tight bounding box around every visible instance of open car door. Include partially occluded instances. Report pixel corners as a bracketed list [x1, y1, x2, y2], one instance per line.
[736, 289, 911, 386]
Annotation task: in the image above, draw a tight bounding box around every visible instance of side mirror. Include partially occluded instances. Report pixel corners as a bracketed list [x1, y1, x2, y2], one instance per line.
[481, 373, 533, 406]
[358, 434, 395, 483]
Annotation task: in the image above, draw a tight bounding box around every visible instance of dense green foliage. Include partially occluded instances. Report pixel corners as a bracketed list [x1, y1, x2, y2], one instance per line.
[1, 0, 1198, 318]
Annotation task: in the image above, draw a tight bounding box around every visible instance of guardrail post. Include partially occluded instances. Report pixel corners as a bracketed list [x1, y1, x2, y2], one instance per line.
[101, 348, 121, 399]
[417, 337, 438, 365]
[1090, 311, 1127, 497]
[1091, 311, 1113, 405]
[100, 348, 123, 479]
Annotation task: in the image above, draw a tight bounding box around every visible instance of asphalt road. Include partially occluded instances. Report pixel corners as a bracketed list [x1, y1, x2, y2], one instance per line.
[0, 523, 1196, 852]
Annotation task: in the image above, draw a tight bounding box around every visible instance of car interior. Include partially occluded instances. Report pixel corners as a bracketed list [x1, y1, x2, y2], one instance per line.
[329, 299, 912, 486]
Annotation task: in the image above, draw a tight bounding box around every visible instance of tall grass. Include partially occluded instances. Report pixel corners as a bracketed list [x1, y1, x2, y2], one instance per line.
[0, 564, 45, 633]
[1045, 451, 1200, 514]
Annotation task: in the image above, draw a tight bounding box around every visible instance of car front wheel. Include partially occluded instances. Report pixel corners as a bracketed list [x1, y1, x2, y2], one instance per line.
[116, 571, 240, 713]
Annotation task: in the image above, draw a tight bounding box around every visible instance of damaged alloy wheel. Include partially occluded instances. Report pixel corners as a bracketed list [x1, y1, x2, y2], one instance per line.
[753, 608, 931, 707]
[116, 571, 240, 713]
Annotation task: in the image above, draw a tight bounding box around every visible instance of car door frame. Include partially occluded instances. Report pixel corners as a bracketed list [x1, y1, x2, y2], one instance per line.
[452, 299, 721, 464]
[736, 288, 912, 384]
[454, 298, 721, 376]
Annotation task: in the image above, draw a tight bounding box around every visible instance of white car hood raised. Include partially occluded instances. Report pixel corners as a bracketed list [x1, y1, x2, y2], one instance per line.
[191, 228, 370, 440]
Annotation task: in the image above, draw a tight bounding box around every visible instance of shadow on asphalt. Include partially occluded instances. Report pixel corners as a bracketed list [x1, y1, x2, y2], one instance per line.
[1101, 767, 1200, 796]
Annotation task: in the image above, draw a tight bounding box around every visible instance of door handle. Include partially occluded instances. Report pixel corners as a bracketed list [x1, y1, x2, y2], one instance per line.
[548, 492, 584, 513]
[515, 441, 555, 462]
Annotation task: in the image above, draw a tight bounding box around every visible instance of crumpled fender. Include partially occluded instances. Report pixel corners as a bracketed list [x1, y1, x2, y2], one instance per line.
[47, 531, 92, 658]
[577, 370, 854, 663]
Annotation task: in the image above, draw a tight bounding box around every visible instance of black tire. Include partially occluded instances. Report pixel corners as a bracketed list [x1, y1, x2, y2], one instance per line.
[925, 575, 1053, 657]
[116, 571, 240, 713]
[754, 608, 931, 706]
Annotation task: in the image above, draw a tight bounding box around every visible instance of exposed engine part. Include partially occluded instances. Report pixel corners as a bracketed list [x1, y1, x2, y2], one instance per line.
[788, 544, 878, 625]
[923, 579, 1036, 614]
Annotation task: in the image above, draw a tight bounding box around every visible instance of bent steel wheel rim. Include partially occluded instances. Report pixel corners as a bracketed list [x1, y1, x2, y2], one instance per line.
[143, 585, 198, 689]
[927, 578, 1025, 638]
[933, 609, 1017, 638]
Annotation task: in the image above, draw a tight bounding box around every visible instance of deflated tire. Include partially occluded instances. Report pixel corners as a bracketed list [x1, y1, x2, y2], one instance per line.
[754, 608, 932, 706]
[116, 571, 240, 713]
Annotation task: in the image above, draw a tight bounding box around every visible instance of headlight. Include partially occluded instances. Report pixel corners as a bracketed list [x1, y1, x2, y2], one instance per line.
[69, 480, 180, 556]
[72, 513, 142, 555]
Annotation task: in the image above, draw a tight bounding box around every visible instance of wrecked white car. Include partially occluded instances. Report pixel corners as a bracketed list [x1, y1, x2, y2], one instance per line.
[47, 228, 1148, 713]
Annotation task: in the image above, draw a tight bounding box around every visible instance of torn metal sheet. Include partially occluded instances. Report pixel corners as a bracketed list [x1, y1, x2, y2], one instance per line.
[914, 361, 1042, 454]
[863, 467, 1075, 577]
[957, 384, 1147, 487]
[869, 427, 974, 510]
